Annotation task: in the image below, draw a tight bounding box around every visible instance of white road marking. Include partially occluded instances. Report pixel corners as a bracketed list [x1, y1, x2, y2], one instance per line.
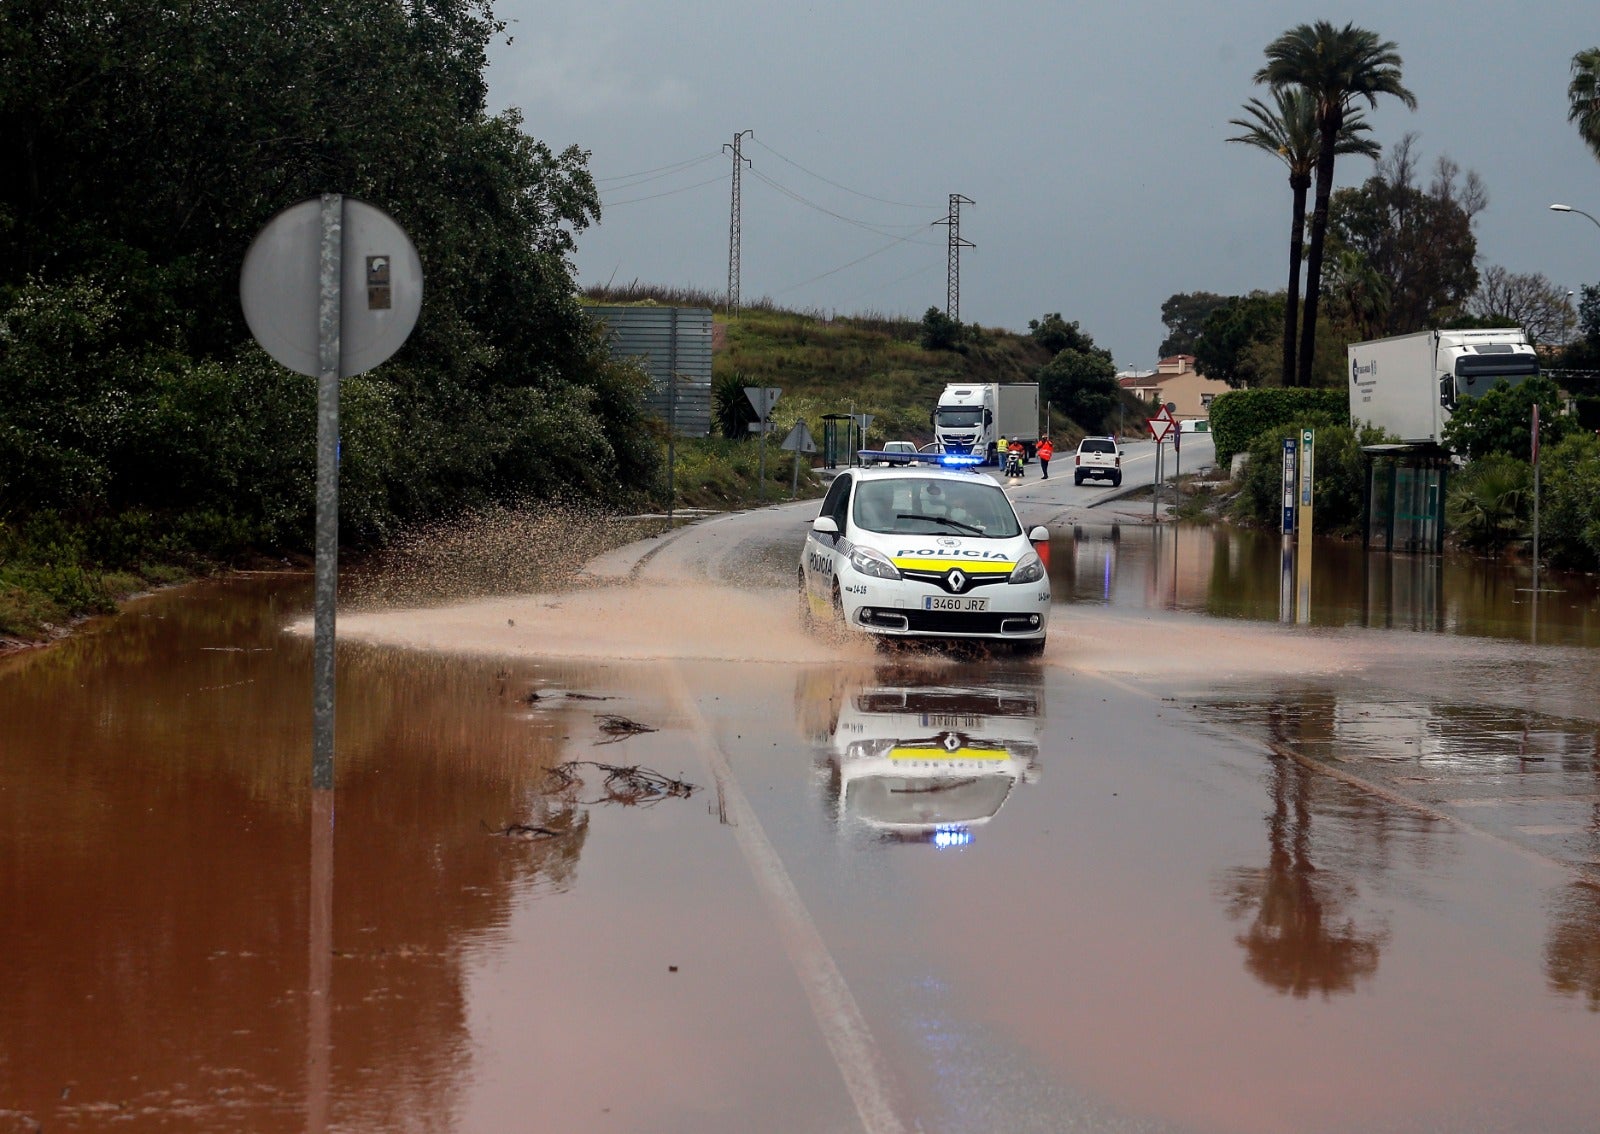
[662, 663, 913, 1134]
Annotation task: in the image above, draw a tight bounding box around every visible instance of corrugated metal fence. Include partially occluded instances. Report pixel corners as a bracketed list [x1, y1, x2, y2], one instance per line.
[586, 306, 712, 437]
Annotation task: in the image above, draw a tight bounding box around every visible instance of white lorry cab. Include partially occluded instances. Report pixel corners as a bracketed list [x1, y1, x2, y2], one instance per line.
[931, 383, 1040, 465]
[1348, 328, 1538, 447]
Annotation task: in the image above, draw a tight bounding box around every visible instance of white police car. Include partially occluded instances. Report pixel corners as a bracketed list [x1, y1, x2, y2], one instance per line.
[798, 463, 1051, 652]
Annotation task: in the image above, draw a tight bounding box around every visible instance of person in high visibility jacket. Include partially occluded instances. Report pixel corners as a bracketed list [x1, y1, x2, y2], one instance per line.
[996, 436, 1008, 467]
[1037, 436, 1054, 479]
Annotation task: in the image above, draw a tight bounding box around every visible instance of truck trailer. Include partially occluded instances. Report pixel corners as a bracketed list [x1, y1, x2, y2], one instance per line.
[931, 383, 1040, 465]
[1348, 328, 1538, 447]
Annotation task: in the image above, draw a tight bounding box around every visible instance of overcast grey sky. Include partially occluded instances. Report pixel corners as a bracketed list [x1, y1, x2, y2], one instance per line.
[485, 1, 1600, 370]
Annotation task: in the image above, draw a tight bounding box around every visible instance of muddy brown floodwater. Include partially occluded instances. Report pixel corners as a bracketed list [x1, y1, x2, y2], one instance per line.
[3, 516, 1599, 1133]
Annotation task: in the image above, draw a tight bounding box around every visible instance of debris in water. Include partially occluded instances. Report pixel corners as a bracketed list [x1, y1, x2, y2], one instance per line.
[595, 713, 657, 743]
[544, 760, 697, 807]
[484, 820, 565, 840]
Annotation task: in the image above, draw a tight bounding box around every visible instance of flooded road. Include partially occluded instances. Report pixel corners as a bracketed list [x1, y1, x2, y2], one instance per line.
[4, 506, 1599, 1132]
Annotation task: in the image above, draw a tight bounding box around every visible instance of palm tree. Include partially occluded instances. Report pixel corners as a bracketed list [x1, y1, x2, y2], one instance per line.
[1570, 47, 1600, 161]
[1228, 90, 1378, 386]
[1255, 22, 1416, 387]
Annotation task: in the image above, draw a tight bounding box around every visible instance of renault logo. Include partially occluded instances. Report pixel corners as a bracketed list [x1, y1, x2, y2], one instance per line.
[945, 568, 968, 593]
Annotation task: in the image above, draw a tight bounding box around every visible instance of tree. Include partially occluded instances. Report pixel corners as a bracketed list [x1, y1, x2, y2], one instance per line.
[1192, 292, 1283, 387]
[1157, 292, 1228, 358]
[1468, 267, 1577, 348]
[1324, 248, 1391, 341]
[1326, 137, 1482, 335]
[1038, 350, 1118, 433]
[1440, 376, 1569, 461]
[1028, 312, 1098, 356]
[1228, 89, 1378, 386]
[0, 0, 662, 557]
[1570, 48, 1600, 162]
[1255, 21, 1417, 387]
[920, 307, 963, 351]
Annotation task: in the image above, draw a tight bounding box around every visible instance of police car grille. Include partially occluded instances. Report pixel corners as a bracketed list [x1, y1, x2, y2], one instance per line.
[901, 570, 1009, 592]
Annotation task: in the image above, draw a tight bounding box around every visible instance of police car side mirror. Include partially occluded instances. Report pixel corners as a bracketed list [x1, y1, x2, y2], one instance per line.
[1028, 526, 1049, 542]
[812, 516, 839, 535]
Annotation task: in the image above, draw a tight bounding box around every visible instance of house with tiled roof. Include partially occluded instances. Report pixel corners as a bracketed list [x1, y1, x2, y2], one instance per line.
[1118, 354, 1232, 421]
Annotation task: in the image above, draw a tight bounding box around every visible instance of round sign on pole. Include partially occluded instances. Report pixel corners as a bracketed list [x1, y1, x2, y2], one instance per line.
[240, 197, 422, 377]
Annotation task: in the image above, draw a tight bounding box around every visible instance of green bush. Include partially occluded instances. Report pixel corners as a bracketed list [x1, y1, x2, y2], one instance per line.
[1540, 431, 1600, 570]
[1446, 454, 1531, 550]
[1441, 376, 1569, 461]
[1211, 387, 1348, 467]
[666, 437, 825, 508]
[1231, 418, 1376, 536]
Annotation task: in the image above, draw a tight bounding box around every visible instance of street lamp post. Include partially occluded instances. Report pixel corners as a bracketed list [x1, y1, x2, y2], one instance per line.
[1549, 202, 1600, 232]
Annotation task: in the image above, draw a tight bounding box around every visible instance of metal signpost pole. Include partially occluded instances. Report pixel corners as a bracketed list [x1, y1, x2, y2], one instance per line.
[667, 375, 676, 531]
[240, 197, 420, 1134]
[1280, 438, 1297, 623]
[1154, 436, 1164, 521]
[1532, 403, 1541, 639]
[313, 194, 342, 792]
[1296, 428, 1314, 625]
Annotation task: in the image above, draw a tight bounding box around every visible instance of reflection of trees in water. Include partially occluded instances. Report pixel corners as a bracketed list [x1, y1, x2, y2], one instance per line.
[1544, 880, 1600, 1010]
[0, 577, 604, 1130]
[1216, 752, 1389, 999]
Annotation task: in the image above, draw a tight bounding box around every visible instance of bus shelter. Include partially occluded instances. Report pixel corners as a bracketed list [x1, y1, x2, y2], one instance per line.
[1362, 444, 1451, 554]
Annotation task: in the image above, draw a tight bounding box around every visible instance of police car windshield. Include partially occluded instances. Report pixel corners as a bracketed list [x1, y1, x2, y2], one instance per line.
[852, 477, 1021, 538]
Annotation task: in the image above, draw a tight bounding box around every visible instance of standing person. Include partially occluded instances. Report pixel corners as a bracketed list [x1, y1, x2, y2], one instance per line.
[996, 435, 1008, 468]
[1037, 436, 1054, 479]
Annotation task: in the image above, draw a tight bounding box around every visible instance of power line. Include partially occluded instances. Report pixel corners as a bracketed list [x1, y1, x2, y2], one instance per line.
[771, 228, 932, 296]
[747, 168, 939, 243]
[594, 152, 721, 186]
[748, 137, 934, 210]
[832, 261, 944, 312]
[603, 172, 729, 208]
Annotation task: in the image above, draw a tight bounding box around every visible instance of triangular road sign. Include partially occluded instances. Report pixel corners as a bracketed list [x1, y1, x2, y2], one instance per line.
[781, 420, 816, 453]
[744, 386, 781, 420]
[1148, 417, 1174, 441]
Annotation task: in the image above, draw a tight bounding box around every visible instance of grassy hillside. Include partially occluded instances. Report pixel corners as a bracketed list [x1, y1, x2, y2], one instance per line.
[583, 284, 1094, 447]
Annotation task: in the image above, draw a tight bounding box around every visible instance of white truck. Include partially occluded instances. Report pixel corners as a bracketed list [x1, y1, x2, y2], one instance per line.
[931, 383, 1040, 465]
[1348, 328, 1539, 447]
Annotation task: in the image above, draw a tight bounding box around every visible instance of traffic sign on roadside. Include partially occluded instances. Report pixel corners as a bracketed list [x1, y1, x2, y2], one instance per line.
[1148, 417, 1173, 442]
[781, 420, 816, 453]
[744, 386, 781, 420]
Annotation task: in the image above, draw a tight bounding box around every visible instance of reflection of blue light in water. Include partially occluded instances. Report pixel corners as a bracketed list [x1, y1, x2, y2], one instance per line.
[932, 825, 972, 848]
[1103, 551, 1112, 599]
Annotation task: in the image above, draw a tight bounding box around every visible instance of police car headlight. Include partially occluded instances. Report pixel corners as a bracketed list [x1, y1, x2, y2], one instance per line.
[848, 546, 902, 580]
[1008, 551, 1045, 584]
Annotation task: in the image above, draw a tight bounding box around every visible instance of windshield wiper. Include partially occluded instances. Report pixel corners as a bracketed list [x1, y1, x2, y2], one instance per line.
[898, 513, 983, 535]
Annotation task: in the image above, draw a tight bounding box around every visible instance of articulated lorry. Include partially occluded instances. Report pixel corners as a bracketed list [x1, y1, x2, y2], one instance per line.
[931, 383, 1040, 465]
[1348, 328, 1538, 447]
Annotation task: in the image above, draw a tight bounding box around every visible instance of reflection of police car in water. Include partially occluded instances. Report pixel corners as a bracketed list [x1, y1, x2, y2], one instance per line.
[811, 670, 1043, 846]
[798, 462, 1051, 653]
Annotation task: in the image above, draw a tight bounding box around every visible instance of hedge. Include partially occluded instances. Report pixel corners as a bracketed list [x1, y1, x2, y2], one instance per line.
[1210, 388, 1349, 467]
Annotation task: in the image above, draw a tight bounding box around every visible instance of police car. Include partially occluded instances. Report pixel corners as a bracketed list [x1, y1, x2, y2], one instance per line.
[798, 462, 1051, 652]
